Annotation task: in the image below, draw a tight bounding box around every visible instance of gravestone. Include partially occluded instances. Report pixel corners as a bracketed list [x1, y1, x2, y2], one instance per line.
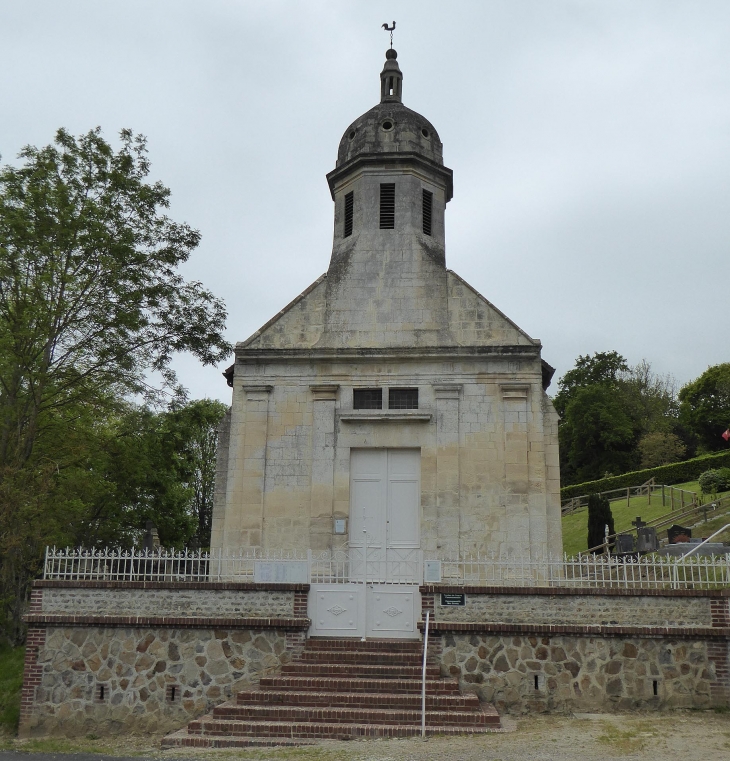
[637, 526, 659, 552]
[614, 534, 635, 553]
[667, 525, 692, 544]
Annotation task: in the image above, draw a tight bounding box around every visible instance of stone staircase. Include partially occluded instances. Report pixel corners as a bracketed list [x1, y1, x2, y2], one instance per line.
[163, 637, 500, 747]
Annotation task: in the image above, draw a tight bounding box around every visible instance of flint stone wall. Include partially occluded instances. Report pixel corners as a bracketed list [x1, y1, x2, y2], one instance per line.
[39, 587, 294, 618]
[438, 632, 715, 714]
[435, 593, 712, 627]
[26, 626, 289, 737]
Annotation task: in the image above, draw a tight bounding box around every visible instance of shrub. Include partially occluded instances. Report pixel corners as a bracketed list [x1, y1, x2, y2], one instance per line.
[561, 450, 730, 500]
[699, 468, 730, 495]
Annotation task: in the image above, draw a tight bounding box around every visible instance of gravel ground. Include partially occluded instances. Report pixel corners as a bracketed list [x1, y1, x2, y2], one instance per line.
[3, 712, 730, 761]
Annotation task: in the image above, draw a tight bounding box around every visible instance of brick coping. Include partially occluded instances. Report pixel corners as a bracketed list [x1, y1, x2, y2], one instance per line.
[418, 620, 730, 639]
[420, 585, 730, 598]
[23, 614, 310, 630]
[33, 580, 310, 591]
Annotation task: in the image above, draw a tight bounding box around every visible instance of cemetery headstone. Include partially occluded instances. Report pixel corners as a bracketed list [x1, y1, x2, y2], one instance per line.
[667, 525, 692, 544]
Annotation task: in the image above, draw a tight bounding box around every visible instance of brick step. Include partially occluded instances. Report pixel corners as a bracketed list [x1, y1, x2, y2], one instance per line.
[184, 718, 496, 739]
[305, 638, 422, 652]
[160, 728, 316, 749]
[299, 649, 428, 665]
[236, 688, 481, 710]
[208, 703, 497, 727]
[281, 662, 442, 678]
[260, 675, 459, 693]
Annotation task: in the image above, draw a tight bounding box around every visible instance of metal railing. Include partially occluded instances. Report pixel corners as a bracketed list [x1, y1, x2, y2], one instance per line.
[561, 482, 698, 515]
[43, 546, 730, 589]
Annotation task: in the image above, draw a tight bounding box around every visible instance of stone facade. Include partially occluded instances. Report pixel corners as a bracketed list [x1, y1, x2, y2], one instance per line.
[210, 49, 562, 561]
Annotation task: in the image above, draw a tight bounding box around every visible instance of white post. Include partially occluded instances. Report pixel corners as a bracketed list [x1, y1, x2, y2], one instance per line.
[362, 528, 367, 642]
[421, 609, 430, 739]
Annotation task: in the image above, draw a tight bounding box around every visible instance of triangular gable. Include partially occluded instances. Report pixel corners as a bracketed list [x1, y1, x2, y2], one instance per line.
[446, 270, 538, 347]
[239, 274, 327, 349]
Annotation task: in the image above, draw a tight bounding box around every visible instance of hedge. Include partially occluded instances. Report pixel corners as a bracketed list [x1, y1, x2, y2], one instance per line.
[560, 450, 730, 500]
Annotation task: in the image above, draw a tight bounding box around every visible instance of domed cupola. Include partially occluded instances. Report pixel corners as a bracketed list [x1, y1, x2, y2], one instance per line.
[333, 49, 448, 178]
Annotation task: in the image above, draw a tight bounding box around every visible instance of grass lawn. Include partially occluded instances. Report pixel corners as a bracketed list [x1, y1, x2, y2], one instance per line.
[0, 642, 24, 736]
[561, 480, 730, 556]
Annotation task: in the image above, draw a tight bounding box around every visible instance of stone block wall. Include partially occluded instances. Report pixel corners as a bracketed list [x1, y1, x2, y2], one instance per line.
[421, 586, 730, 713]
[20, 581, 309, 737]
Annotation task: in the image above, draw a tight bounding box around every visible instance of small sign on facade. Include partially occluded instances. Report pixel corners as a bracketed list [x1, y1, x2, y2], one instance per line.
[440, 592, 466, 606]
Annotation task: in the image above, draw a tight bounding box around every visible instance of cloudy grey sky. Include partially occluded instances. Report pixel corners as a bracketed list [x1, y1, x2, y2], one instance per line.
[2, 1, 728, 403]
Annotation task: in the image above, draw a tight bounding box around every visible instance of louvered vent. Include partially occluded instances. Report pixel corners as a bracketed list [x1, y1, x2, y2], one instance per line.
[422, 189, 433, 236]
[379, 183, 395, 229]
[344, 191, 354, 237]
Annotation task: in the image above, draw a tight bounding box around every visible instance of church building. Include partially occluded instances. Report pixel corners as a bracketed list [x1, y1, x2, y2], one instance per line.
[210, 48, 562, 635]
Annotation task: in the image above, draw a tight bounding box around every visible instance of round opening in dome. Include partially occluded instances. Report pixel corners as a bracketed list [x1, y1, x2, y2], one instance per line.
[348, 130, 356, 140]
[381, 120, 394, 131]
[421, 128, 430, 138]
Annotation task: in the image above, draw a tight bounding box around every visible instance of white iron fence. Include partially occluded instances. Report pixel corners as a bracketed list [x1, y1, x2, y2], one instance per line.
[42, 546, 730, 590]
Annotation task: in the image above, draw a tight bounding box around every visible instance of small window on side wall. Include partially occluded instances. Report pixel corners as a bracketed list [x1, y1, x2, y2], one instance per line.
[389, 388, 418, 410]
[353, 389, 382, 409]
[344, 191, 354, 237]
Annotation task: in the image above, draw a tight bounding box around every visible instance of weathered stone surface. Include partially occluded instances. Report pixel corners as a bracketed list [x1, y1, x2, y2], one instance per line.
[434, 592, 712, 627]
[26, 626, 290, 737]
[41, 588, 295, 618]
[438, 633, 716, 714]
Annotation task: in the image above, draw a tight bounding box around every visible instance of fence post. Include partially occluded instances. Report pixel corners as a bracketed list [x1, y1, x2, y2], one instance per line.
[662, 485, 665, 507]
[627, 487, 630, 508]
[670, 487, 674, 511]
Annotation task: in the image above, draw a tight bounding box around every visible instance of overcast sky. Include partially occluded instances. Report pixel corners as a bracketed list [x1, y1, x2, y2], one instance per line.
[2, 1, 728, 404]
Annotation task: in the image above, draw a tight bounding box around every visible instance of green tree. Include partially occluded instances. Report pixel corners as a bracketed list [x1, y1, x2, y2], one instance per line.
[559, 384, 638, 484]
[553, 351, 629, 418]
[587, 493, 615, 553]
[555, 353, 682, 485]
[678, 363, 730, 453]
[0, 127, 230, 472]
[637, 431, 687, 468]
[0, 128, 231, 641]
[160, 399, 227, 547]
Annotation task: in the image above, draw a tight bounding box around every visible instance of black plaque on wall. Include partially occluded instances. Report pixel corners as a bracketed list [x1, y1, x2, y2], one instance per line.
[440, 593, 466, 606]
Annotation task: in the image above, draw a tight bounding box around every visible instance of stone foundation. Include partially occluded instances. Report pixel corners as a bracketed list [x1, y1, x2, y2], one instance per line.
[20, 581, 309, 737]
[421, 586, 730, 713]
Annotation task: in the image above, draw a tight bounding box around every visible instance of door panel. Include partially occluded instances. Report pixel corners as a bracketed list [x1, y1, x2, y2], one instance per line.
[387, 479, 420, 547]
[350, 477, 385, 548]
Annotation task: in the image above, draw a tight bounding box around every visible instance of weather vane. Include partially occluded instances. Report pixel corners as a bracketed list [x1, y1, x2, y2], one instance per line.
[382, 21, 396, 49]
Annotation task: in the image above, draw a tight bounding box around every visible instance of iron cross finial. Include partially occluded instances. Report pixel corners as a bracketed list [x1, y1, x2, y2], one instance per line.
[382, 21, 396, 49]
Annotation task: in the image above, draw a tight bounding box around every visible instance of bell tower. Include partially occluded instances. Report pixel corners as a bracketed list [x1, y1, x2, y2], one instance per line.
[322, 49, 454, 348]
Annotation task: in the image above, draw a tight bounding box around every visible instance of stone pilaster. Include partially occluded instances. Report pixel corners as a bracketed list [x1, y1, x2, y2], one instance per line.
[223, 385, 272, 550]
[501, 384, 530, 556]
[309, 385, 339, 551]
[434, 384, 461, 553]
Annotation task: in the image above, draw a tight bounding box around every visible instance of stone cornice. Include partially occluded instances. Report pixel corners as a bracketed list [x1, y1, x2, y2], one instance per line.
[417, 619, 730, 640]
[33, 580, 310, 591]
[326, 152, 453, 201]
[235, 345, 542, 363]
[24, 614, 310, 630]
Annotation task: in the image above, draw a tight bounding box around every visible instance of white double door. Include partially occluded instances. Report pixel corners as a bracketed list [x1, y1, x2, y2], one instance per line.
[309, 449, 422, 639]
